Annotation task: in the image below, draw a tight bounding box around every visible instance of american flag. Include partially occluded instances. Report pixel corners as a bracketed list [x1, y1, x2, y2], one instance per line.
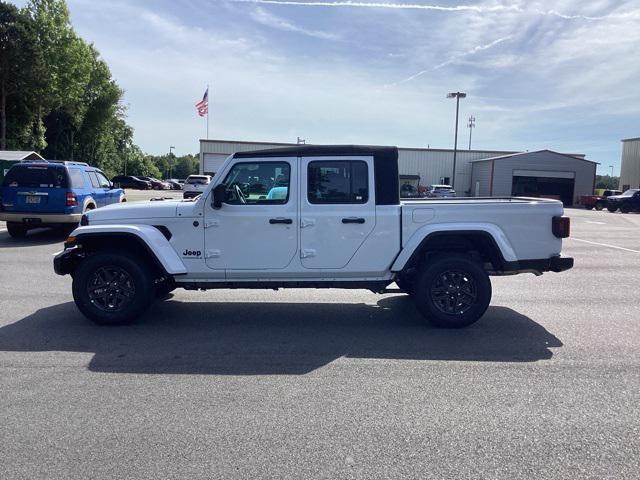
[195, 88, 208, 117]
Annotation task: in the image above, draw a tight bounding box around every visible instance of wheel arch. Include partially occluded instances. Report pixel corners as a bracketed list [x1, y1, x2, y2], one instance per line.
[66, 226, 187, 276]
[392, 225, 516, 273]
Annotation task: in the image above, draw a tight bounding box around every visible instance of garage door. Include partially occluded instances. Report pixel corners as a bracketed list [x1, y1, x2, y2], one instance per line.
[511, 170, 575, 205]
[203, 153, 230, 176]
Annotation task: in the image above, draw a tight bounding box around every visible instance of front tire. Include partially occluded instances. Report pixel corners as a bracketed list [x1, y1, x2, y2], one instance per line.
[413, 254, 492, 328]
[620, 204, 631, 214]
[607, 205, 618, 213]
[595, 201, 605, 211]
[7, 222, 27, 238]
[72, 251, 154, 325]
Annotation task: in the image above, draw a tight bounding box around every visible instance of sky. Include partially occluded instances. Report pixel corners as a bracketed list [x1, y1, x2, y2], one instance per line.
[12, 0, 640, 174]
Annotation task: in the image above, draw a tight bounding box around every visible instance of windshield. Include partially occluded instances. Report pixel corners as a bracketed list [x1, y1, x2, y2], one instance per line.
[621, 189, 639, 196]
[2, 165, 69, 188]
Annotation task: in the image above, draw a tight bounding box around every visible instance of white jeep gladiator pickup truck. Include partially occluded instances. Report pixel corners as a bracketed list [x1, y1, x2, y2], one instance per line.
[54, 145, 573, 328]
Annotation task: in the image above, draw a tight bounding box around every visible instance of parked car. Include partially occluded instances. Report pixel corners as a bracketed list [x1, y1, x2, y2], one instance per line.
[112, 175, 152, 190]
[183, 174, 212, 198]
[606, 189, 640, 213]
[137, 176, 170, 190]
[580, 190, 622, 210]
[164, 179, 183, 190]
[0, 160, 125, 238]
[54, 145, 573, 328]
[400, 183, 422, 198]
[426, 184, 456, 198]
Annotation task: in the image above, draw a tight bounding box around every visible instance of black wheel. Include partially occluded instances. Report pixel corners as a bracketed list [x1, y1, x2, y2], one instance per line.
[7, 222, 27, 238]
[620, 204, 631, 214]
[413, 254, 491, 328]
[595, 201, 605, 211]
[72, 251, 154, 325]
[607, 206, 618, 213]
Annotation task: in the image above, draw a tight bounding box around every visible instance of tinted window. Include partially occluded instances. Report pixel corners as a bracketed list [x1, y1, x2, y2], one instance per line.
[95, 171, 111, 188]
[221, 162, 290, 205]
[68, 168, 86, 188]
[88, 172, 100, 188]
[2, 165, 68, 188]
[307, 161, 368, 204]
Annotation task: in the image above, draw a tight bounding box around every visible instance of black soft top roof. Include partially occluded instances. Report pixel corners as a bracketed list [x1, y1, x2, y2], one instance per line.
[233, 144, 397, 159]
[233, 144, 399, 205]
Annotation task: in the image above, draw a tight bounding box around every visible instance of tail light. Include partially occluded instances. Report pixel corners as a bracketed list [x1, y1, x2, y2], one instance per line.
[66, 191, 77, 207]
[552, 216, 570, 238]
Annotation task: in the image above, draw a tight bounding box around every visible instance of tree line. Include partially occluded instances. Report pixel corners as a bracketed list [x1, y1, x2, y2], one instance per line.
[0, 0, 198, 179]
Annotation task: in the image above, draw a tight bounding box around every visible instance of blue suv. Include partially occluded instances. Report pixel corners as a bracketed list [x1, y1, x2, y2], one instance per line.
[0, 160, 125, 238]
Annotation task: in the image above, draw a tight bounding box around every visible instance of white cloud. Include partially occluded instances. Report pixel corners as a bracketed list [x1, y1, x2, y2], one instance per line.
[249, 6, 340, 39]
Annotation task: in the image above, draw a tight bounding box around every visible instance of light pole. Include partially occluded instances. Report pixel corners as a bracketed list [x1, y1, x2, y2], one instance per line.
[168, 146, 175, 178]
[447, 92, 466, 188]
[467, 115, 475, 150]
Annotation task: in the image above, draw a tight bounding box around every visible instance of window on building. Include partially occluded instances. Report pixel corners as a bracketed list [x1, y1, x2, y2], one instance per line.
[307, 161, 368, 204]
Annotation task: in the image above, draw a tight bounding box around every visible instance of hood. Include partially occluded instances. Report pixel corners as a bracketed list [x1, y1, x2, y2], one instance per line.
[86, 199, 181, 222]
[607, 195, 625, 201]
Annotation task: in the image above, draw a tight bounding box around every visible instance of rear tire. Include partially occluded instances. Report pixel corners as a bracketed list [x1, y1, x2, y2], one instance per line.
[72, 251, 154, 325]
[620, 204, 631, 214]
[413, 254, 492, 328]
[595, 201, 604, 211]
[7, 222, 27, 238]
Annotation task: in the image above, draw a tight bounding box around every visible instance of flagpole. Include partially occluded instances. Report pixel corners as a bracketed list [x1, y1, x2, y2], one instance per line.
[206, 84, 210, 140]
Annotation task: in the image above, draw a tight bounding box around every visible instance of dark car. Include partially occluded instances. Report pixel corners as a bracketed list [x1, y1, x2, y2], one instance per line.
[0, 161, 125, 237]
[163, 179, 182, 190]
[112, 175, 152, 190]
[137, 176, 169, 190]
[400, 183, 421, 198]
[580, 190, 623, 210]
[607, 189, 640, 213]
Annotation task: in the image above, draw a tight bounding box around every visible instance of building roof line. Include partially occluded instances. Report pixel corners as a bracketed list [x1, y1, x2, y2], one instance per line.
[469, 149, 598, 164]
[621, 137, 640, 142]
[199, 138, 518, 155]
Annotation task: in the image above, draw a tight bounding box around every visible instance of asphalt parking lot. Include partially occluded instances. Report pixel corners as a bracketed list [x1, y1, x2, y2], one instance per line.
[0, 206, 639, 479]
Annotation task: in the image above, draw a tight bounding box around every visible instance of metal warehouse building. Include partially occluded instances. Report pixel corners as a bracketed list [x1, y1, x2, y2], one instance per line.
[200, 139, 595, 205]
[619, 137, 640, 190]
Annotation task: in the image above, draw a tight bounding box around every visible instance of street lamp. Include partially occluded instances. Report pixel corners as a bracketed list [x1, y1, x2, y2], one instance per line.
[447, 92, 466, 189]
[467, 115, 475, 150]
[168, 146, 175, 178]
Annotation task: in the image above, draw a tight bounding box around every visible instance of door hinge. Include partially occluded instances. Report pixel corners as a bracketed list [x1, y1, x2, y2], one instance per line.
[204, 219, 219, 228]
[205, 249, 221, 259]
[300, 218, 315, 228]
[300, 249, 316, 258]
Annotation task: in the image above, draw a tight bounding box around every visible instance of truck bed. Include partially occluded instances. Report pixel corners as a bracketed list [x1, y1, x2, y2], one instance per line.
[400, 196, 564, 262]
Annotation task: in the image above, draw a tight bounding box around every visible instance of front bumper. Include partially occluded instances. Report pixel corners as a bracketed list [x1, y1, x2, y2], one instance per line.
[53, 247, 82, 275]
[504, 256, 574, 274]
[0, 212, 82, 224]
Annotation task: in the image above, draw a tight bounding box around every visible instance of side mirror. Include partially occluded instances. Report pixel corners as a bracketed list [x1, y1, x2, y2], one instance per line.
[212, 184, 227, 209]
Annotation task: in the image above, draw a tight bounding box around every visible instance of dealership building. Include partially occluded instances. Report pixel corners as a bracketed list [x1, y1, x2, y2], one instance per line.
[200, 139, 597, 205]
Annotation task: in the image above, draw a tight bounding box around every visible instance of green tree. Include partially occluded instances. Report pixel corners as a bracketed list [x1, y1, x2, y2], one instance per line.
[595, 175, 619, 190]
[0, 2, 45, 150]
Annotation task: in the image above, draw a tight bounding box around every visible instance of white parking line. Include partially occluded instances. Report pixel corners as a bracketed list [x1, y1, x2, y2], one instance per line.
[585, 221, 606, 225]
[570, 237, 640, 253]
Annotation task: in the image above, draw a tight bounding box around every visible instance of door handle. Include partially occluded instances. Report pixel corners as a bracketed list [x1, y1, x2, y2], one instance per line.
[342, 217, 365, 224]
[269, 218, 293, 224]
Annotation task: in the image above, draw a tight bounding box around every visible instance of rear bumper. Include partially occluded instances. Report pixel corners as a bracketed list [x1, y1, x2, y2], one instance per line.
[0, 212, 82, 224]
[504, 256, 574, 274]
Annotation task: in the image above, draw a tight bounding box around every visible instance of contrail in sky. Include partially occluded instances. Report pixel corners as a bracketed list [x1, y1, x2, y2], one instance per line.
[233, 1, 640, 21]
[386, 35, 512, 87]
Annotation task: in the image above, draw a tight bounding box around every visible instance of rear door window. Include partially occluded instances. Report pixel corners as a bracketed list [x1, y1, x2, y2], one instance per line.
[88, 172, 100, 188]
[2, 166, 68, 188]
[307, 161, 368, 204]
[68, 168, 86, 188]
